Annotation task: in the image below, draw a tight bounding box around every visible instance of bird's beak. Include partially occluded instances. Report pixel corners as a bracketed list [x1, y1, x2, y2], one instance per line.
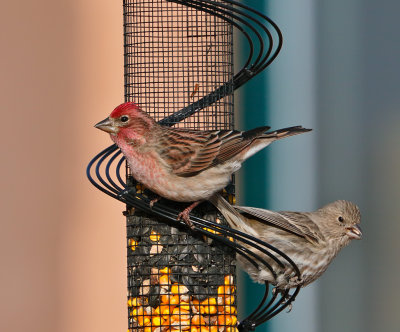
[94, 117, 118, 134]
[346, 224, 362, 240]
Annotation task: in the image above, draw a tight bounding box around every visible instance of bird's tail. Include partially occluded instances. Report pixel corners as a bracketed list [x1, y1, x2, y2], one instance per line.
[263, 126, 312, 140]
[239, 126, 311, 161]
[209, 194, 258, 237]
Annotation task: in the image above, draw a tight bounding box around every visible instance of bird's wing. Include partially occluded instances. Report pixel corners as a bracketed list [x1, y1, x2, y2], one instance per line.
[157, 127, 270, 176]
[235, 206, 321, 244]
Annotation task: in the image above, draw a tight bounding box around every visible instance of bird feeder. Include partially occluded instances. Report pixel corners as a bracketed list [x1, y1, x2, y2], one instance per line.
[87, 1, 300, 331]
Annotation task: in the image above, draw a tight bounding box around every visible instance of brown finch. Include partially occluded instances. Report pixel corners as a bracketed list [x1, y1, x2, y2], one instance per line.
[95, 102, 311, 226]
[209, 194, 362, 289]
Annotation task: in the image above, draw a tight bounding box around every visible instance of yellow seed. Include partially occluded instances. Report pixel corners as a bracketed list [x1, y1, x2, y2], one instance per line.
[136, 183, 145, 193]
[150, 231, 161, 242]
[172, 307, 190, 317]
[224, 275, 234, 286]
[131, 306, 144, 317]
[127, 297, 141, 307]
[225, 295, 235, 305]
[162, 316, 172, 326]
[224, 305, 237, 314]
[203, 305, 217, 315]
[171, 283, 189, 295]
[180, 301, 190, 311]
[218, 315, 228, 326]
[191, 327, 199, 332]
[209, 327, 218, 332]
[160, 294, 171, 304]
[203, 227, 221, 235]
[201, 297, 217, 306]
[158, 305, 172, 316]
[218, 285, 232, 296]
[128, 239, 138, 251]
[191, 314, 206, 326]
[138, 316, 150, 326]
[230, 315, 238, 326]
[154, 306, 161, 315]
[159, 274, 170, 286]
[152, 316, 163, 326]
[198, 327, 209, 332]
[160, 267, 171, 274]
[225, 328, 239, 332]
[218, 315, 237, 326]
[144, 327, 152, 332]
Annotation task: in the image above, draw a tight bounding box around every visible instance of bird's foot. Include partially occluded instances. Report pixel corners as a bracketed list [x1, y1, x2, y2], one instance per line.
[272, 287, 296, 312]
[149, 197, 161, 208]
[177, 201, 201, 229]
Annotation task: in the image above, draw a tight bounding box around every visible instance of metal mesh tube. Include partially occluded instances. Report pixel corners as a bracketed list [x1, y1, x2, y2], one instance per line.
[123, 1, 236, 331]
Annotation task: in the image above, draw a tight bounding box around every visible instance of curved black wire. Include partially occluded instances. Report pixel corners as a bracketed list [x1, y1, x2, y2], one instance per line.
[86, 144, 301, 329]
[159, 0, 282, 125]
[88, 1, 296, 329]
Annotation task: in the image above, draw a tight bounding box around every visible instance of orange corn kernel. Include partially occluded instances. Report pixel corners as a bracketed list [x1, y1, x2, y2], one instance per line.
[152, 316, 164, 327]
[159, 274, 170, 286]
[131, 306, 144, 317]
[180, 302, 191, 311]
[223, 305, 237, 315]
[204, 306, 217, 315]
[171, 283, 189, 295]
[198, 327, 209, 332]
[127, 297, 141, 307]
[161, 294, 180, 305]
[171, 307, 191, 321]
[128, 239, 138, 251]
[224, 295, 235, 305]
[224, 275, 233, 285]
[225, 327, 239, 332]
[160, 267, 171, 274]
[217, 285, 233, 296]
[191, 314, 206, 326]
[137, 316, 150, 326]
[150, 231, 161, 242]
[209, 327, 218, 332]
[217, 315, 237, 326]
[201, 298, 217, 306]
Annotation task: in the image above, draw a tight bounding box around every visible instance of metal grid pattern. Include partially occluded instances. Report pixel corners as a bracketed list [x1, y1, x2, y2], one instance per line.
[123, 0, 234, 129]
[123, 1, 236, 331]
[127, 211, 237, 332]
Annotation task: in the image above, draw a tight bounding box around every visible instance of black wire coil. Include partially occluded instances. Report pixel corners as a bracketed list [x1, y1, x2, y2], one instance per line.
[87, 144, 301, 329]
[88, 0, 300, 330]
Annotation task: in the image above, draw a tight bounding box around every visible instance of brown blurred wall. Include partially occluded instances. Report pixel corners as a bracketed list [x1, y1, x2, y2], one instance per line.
[0, 1, 127, 331]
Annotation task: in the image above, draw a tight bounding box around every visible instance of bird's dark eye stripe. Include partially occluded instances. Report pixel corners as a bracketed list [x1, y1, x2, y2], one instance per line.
[120, 116, 129, 122]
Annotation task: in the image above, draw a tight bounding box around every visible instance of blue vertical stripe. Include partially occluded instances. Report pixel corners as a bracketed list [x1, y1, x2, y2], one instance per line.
[237, 1, 270, 330]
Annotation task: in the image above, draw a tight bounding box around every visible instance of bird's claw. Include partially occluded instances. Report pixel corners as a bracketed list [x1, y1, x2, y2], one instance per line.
[149, 197, 161, 208]
[177, 210, 195, 229]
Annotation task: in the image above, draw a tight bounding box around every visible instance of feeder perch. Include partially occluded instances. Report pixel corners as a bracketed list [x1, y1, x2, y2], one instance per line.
[87, 1, 300, 331]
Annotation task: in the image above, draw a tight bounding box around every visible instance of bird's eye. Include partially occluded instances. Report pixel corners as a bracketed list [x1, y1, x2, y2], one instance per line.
[338, 216, 344, 223]
[120, 115, 129, 123]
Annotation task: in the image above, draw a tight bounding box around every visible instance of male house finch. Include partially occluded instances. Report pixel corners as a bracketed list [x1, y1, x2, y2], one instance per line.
[95, 102, 311, 226]
[209, 194, 362, 289]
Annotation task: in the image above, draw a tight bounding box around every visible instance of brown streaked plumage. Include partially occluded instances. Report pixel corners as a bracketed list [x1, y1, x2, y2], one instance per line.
[209, 194, 362, 289]
[95, 102, 311, 226]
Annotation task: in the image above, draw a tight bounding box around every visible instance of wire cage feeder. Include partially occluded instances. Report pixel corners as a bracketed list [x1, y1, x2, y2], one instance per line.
[87, 1, 301, 331]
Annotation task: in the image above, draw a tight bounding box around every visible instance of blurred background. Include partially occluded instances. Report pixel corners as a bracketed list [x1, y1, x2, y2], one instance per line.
[1, 1, 399, 332]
